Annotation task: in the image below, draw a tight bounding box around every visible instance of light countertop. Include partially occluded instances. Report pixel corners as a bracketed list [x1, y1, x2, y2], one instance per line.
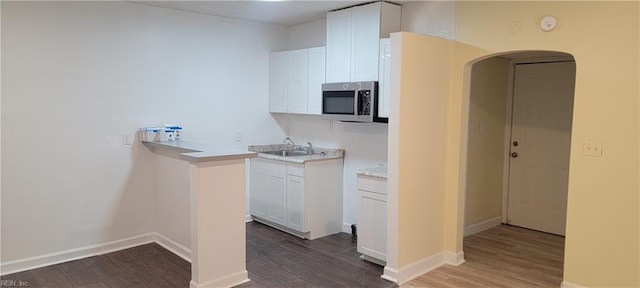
[248, 144, 344, 164]
[356, 166, 388, 179]
[143, 141, 257, 163]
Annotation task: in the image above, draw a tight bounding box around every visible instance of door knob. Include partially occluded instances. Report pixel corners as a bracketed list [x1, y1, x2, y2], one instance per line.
[511, 152, 518, 158]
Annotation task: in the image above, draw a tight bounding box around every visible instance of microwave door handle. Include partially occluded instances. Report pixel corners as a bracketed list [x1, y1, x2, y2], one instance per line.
[353, 90, 359, 115]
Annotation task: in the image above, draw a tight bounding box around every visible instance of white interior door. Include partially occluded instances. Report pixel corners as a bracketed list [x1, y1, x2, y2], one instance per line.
[507, 61, 575, 236]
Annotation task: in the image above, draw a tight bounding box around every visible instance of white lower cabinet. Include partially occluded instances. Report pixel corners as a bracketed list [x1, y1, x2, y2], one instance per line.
[250, 158, 286, 226]
[286, 174, 305, 232]
[250, 157, 343, 240]
[357, 175, 387, 263]
[266, 170, 286, 226]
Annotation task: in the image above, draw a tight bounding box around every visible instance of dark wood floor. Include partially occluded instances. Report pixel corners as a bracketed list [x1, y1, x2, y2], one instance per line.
[0, 242, 190, 288]
[1, 223, 564, 288]
[1, 221, 395, 288]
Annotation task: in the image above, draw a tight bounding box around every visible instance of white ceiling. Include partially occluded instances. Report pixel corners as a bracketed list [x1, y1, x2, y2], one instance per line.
[132, 1, 375, 26]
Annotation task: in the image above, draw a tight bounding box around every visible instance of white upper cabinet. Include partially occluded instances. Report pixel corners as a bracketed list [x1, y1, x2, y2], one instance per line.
[269, 51, 288, 113]
[351, 3, 381, 82]
[326, 2, 401, 83]
[287, 49, 308, 114]
[378, 38, 391, 118]
[307, 47, 326, 115]
[326, 9, 352, 83]
[269, 47, 326, 114]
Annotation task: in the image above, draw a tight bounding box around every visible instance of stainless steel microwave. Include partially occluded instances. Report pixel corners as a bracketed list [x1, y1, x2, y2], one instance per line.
[321, 81, 384, 122]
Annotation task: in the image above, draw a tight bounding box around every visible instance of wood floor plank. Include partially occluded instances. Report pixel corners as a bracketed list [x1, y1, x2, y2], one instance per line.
[402, 224, 564, 288]
[30, 266, 76, 288]
[75, 284, 110, 288]
[106, 248, 179, 288]
[275, 238, 392, 288]
[84, 255, 149, 288]
[57, 259, 104, 287]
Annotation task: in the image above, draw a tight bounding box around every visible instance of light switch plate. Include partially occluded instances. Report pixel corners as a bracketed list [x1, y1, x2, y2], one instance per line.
[583, 138, 603, 157]
[123, 133, 133, 145]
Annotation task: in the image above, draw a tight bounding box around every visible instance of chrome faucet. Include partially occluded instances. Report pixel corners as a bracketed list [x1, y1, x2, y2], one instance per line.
[306, 142, 314, 154]
[283, 137, 296, 149]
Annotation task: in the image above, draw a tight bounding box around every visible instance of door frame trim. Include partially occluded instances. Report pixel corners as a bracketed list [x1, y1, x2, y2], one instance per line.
[501, 60, 516, 224]
[501, 56, 575, 224]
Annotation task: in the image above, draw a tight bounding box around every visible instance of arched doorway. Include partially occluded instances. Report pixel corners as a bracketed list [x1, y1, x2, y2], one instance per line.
[460, 51, 575, 285]
[464, 51, 576, 235]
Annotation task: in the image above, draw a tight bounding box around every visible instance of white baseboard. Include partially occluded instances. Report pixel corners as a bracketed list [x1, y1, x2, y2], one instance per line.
[245, 214, 253, 223]
[190, 270, 249, 288]
[382, 251, 466, 284]
[561, 281, 587, 288]
[1, 233, 155, 276]
[152, 233, 192, 263]
[464, 216, 502, 236]
[443, 251, 465, 266]
[395, 252, 448, 285]
[382, 266, 398, 283]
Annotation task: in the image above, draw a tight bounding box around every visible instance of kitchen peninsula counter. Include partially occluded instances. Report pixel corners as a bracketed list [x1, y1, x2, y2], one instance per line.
[143, 140, 255, 288]
[144, 140, 257, 163]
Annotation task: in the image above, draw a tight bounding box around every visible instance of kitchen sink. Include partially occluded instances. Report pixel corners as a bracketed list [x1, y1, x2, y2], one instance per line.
[261, 150, 311, 157]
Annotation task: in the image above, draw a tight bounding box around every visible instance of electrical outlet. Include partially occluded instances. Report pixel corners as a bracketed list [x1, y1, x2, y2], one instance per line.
[510, 21, 522, 33]
[583, 138, 603, 157]
[123, 133, 133, 145]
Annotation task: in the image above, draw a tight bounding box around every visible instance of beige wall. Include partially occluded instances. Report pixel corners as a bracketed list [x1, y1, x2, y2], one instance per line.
[445, 2, 639, 287]
[465, 57, 509, 226]
[389, 33, 454, 268]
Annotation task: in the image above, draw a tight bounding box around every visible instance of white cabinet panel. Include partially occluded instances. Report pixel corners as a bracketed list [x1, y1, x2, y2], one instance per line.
[377, 38, 390, 118]
[251, 158, 287, 226]
[286, 175, 306, 232]
[266, 169, 286, 226]
[286, 163, 304, 177]
[357, 175, 387, 263]
[269, 51, 288, 113]
[351, 3, 381, 82]
[250, 169, 268, 219]
[287, 49, 308, 114]
[326, 8, 352, 83]
[307, 47, 326, 115]
[358, 190, 387, 261]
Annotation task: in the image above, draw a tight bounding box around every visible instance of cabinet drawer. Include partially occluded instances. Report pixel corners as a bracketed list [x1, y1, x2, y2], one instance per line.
[357, 176, 387, 194]
[252, 158, 286, 174]
[286, 163, 305, 177]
